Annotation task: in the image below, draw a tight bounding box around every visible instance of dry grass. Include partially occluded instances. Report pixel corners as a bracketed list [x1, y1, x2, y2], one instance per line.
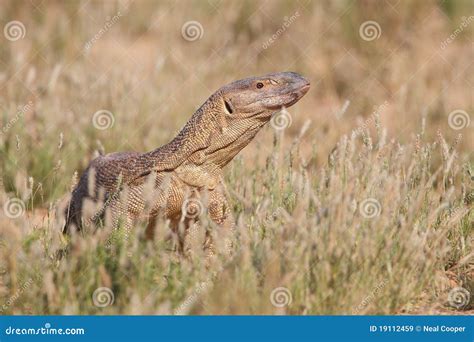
[0, 0, 472, 315]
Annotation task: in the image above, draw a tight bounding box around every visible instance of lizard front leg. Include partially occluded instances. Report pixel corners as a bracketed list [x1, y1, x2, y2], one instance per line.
[205, 183, 235, 257]
[179, 184, 235, 259]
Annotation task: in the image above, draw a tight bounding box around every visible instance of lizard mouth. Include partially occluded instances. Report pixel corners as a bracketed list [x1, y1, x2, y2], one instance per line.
[265, 83, 310, 110]
[299, 84, 311, 95]
[267, 85, 309, 110]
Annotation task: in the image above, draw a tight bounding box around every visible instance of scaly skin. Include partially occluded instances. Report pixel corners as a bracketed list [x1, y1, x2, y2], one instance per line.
[64, 72, 310, 251]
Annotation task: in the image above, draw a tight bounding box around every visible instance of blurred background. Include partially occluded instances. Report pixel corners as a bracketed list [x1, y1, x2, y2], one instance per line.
[0, 0, 472, 204]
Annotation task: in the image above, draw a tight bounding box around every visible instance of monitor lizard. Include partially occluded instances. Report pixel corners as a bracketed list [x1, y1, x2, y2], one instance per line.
[64, 71, 310, 252]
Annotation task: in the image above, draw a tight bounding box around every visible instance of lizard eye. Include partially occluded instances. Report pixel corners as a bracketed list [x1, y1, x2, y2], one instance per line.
[256, 82, 264, 89]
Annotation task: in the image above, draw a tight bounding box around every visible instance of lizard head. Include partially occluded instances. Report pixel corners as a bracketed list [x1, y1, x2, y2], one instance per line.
[219, 71, 310, 117]
[197, 72, 310, 167]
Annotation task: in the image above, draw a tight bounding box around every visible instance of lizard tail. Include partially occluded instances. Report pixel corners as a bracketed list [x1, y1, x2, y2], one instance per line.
[63, 197, 82, 234]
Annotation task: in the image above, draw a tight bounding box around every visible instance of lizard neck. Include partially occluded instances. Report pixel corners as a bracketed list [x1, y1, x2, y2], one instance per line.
[143, 93, 269, 171]
[203, 112, 270, 168]
[143, 98, 220, 170]
[206, 122, 267, 167]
